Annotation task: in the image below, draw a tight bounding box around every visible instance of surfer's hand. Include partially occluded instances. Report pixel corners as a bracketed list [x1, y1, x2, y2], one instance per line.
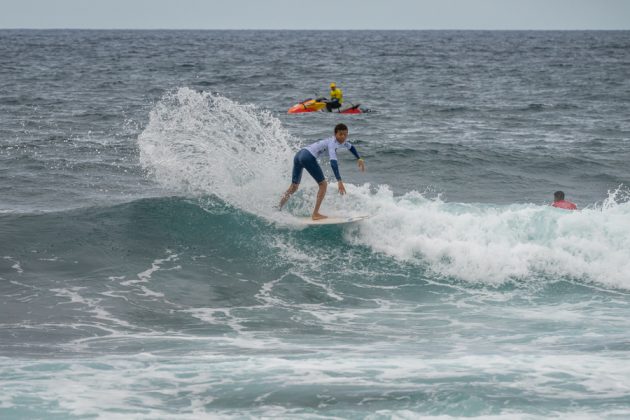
[338, 181, 346, 195]
[357, 158, 365, 172]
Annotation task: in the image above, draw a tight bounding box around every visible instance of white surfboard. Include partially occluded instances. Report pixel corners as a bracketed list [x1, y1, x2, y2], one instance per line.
[296, 215, 370, 226]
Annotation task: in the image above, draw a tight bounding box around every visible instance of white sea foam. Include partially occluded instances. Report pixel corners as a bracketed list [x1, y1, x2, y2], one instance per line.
[3, 256, 23, 274]
[345, 184, 630, 288]
[2, 350, 629, 419]
[120, 251, 179, 300]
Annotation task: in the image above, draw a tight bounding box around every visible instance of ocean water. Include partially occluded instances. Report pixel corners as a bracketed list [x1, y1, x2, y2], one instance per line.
[1, 30, 630, 419]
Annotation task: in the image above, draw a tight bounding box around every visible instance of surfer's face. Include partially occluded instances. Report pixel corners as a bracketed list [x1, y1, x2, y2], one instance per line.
[335, 129, 348, 144]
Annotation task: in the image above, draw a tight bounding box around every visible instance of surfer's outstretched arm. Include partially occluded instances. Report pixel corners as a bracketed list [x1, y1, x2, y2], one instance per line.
[348, 145, 365, 172]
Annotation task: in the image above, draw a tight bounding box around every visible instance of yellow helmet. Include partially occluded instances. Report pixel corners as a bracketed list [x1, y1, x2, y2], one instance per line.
[330, 83, 336, 88]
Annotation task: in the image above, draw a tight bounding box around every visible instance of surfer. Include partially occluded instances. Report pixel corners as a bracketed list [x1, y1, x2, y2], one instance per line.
[278, 123, 366, 220]
[326, 83, 343, 112]
[551, 191, 577, 210]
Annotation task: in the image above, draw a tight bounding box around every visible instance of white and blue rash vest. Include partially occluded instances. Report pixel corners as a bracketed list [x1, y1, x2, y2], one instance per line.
[305, 136, 361, 181]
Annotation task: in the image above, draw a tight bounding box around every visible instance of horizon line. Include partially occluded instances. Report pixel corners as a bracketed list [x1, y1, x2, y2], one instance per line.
[1, 27, 629, 31]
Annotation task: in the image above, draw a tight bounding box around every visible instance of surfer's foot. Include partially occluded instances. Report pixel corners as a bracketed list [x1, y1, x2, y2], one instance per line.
[312, 213, 328, 220]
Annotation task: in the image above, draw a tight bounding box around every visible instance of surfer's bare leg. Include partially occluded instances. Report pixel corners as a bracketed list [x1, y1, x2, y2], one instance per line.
[312, 180, 328, 220]
[279, 183, 299, 210]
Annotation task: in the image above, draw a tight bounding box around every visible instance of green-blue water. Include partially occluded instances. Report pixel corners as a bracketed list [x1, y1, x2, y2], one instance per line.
[1, 30, 630, 419]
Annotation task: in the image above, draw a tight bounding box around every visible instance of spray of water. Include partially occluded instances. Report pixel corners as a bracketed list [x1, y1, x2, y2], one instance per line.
[138, 88, 295, 218]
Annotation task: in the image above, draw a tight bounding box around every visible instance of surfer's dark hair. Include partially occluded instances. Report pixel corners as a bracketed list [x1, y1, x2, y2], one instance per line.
[554, 191, 565, 200]
[334, 123, 348, 133]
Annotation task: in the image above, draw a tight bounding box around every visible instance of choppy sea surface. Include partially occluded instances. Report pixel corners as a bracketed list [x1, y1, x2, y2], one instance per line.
[1, 30, 630, 419]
